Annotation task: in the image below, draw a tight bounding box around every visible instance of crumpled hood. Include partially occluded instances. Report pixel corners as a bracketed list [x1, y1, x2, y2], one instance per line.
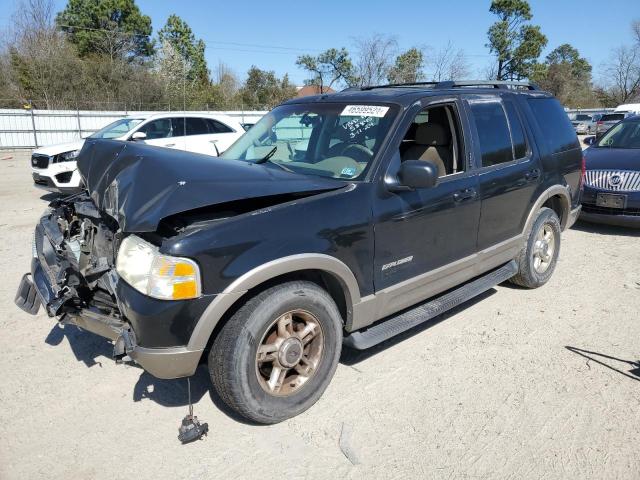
[584, 146, 640, 171]
[77, 139, 347, 232]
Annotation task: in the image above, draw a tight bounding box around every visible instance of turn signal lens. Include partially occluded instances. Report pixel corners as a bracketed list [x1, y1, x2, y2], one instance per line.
[116, 235, 201, 300]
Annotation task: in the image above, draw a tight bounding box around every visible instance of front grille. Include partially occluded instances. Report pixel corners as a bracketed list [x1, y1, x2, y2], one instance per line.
[31, 154, 50, 169]
[582, 203, 640, 217]
[584, 169, 640, 191]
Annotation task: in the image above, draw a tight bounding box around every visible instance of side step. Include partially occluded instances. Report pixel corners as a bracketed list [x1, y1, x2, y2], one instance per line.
[343, 260, 518, 350]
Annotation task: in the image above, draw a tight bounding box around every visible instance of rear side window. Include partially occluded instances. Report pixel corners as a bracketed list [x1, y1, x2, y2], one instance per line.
[527, 98, 579, 152]
[503, 100, 528, 159]
[469, 101, 513, 166]
[207, 119, 234, 133]
[185, 117, 210, 136]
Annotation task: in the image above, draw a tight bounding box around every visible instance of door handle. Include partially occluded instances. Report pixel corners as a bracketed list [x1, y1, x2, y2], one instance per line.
[524, 169, 541, 181]
[453, 188, 477, 202]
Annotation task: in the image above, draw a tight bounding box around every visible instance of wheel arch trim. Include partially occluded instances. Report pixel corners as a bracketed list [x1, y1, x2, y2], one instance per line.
[187, 254, 361, 351]
[524, 184, 572, 233]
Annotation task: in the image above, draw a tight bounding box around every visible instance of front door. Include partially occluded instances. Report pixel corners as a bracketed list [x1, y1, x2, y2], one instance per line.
[372, 99, 481, 314]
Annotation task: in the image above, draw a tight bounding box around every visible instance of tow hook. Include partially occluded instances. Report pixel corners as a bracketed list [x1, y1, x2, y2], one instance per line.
[113, 328, 136, 363]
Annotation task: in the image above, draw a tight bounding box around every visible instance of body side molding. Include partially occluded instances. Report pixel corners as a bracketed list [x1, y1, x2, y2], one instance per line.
[187, 254, 362, 351]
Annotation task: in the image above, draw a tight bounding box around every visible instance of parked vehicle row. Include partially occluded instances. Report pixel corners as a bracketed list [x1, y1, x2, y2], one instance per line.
[581, 114, 640, 227]
[16, 80, 583, 424]
[30, 112, 244, 194]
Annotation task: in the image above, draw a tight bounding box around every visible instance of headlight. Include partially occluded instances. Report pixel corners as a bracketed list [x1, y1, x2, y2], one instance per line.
[59, 149, 80, 161]
[116, 235, 201, 300]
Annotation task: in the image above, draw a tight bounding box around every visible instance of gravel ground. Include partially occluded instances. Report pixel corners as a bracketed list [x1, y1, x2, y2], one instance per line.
[1, 148, 639, 480]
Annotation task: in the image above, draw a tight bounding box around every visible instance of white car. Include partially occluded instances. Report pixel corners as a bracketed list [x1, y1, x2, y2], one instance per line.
[31, 112, 245, 193]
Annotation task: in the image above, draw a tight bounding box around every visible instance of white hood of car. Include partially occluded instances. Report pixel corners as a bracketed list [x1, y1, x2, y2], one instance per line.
[33, 139, 85, 156]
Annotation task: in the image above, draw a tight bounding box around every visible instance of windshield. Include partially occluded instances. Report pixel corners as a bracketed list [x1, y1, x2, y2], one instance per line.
[221, 103, 398, 180]
[596, 120, 640, 149]
[89, 118, 144, 139]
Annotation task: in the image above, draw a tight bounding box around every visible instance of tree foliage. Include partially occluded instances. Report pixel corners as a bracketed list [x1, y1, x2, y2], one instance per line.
[387, 47, 424, 83]
[486, 0, 547, 80]
[530, 44, 596, 107]
[240, 66, 297, 109]
[158, 14, 207, 84]
[296, 48, 355, 91]
[56, 0, 153, 59]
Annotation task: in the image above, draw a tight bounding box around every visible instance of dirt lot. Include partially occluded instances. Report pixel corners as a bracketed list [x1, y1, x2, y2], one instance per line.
[1, 149, 639, 480]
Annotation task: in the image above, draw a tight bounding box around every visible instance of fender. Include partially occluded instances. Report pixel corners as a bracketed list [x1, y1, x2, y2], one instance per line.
[187, 254, 362, 351]
[523, 184, 572, 233]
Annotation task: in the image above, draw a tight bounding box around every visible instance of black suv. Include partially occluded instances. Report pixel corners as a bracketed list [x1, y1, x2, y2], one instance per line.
[16, 81, 583, 424]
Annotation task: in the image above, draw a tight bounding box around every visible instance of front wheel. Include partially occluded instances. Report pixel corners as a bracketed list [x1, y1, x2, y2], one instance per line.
[209, 281, 343, 424]
[510, 207, 561, 288]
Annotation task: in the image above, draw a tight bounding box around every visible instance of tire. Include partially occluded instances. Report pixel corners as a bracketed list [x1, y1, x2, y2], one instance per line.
[208, 280, 343, 424]
[510, 207, 561, 289]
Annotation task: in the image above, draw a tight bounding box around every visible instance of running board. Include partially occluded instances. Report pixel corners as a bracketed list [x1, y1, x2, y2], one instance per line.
[343, 260, 518, 350]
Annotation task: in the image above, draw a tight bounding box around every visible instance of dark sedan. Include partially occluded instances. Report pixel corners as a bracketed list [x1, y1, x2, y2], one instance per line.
[581, 115, 640, 227]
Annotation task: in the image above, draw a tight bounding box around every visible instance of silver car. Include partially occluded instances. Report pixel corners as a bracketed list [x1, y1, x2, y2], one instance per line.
[571, 113, 593, 134]
[595, 112, 632, 138]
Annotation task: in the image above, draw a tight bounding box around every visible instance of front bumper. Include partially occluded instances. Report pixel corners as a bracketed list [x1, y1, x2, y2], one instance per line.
[16, 269, 204, 379]
[32, 172, 82, 194]
[580, 186, 640, 228]
[15, 214, 207, 379]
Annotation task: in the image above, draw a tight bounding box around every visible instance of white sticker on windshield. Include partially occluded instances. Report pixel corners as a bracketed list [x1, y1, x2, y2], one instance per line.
[341, 105, 389, 117]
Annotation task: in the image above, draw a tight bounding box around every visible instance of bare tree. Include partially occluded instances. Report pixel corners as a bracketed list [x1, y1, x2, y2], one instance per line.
[429, 42, 471, 81]
[352, 34, 398, 87]
[602, 45, 640, 104]
[633, 19, 640, 44]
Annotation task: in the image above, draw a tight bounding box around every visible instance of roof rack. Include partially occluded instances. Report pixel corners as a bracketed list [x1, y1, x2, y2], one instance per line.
[358, 80, 539, 91]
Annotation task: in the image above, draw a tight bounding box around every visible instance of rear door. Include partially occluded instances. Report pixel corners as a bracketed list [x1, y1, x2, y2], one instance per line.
[464, 94, 542, 251]
[204, 118, 242, 154]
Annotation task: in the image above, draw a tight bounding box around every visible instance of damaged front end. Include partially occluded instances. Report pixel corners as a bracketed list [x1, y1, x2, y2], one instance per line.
[15, 192, 137, 361]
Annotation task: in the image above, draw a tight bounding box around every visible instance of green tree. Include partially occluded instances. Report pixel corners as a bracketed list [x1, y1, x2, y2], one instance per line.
[158, 14, 208, 84]
[296, 48, 355, 91]
[530, 44, 596, 106]
[240, 66, 296, 109]
[486, 0, 547, 80]
[387, 47, 424, 83]
[56, 0, 153, 59]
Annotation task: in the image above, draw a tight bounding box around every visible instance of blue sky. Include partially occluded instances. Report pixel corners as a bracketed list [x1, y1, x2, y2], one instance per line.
[2, 0, 638, 85]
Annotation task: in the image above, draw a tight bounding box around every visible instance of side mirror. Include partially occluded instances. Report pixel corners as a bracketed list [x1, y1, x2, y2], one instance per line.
[388, 160, 439, 191]
[583, 136, 596, 146]
[130, 131, 147, 141]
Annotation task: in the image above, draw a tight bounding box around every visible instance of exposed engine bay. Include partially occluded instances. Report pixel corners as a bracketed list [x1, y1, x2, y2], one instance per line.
[38, 193, 121, 317]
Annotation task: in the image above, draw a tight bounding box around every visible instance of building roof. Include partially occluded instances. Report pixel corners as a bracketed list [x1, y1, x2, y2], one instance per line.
[296, 85, 336, 97]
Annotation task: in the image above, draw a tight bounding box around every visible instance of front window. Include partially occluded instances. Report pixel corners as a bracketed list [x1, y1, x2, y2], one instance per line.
[89, 118, 144, 139]
[596, 120, 640, 149]
[221, 103, 398, 180]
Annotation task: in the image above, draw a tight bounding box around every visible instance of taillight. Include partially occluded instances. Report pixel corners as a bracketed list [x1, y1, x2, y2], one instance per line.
[596, 121, 603, 125]
[579, 155, 586, 190]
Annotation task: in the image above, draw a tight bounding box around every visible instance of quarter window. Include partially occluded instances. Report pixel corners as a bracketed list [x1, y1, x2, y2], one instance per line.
[469, 101, 513, 167]
[207, 119, 234, 133]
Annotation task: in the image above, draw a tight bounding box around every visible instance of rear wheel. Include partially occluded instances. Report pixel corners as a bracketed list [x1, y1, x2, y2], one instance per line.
[209, 280, 343, 424]
[510, 207, 561, 288]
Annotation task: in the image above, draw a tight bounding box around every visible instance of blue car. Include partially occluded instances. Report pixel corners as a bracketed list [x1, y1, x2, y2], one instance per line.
[581, 115, 640, 227]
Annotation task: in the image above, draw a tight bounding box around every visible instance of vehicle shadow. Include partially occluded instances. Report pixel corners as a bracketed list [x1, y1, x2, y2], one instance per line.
[39, 193, 61, 202]
[45, 323, 113, 368]
[565, 346, 640, 381]
[45, 324, 258, 424]
[340, 289, 496, 366]
[572, 220, 640, 237]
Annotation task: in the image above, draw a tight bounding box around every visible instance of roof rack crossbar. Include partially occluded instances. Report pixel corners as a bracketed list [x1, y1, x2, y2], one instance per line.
[357, 80, 539, 91]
